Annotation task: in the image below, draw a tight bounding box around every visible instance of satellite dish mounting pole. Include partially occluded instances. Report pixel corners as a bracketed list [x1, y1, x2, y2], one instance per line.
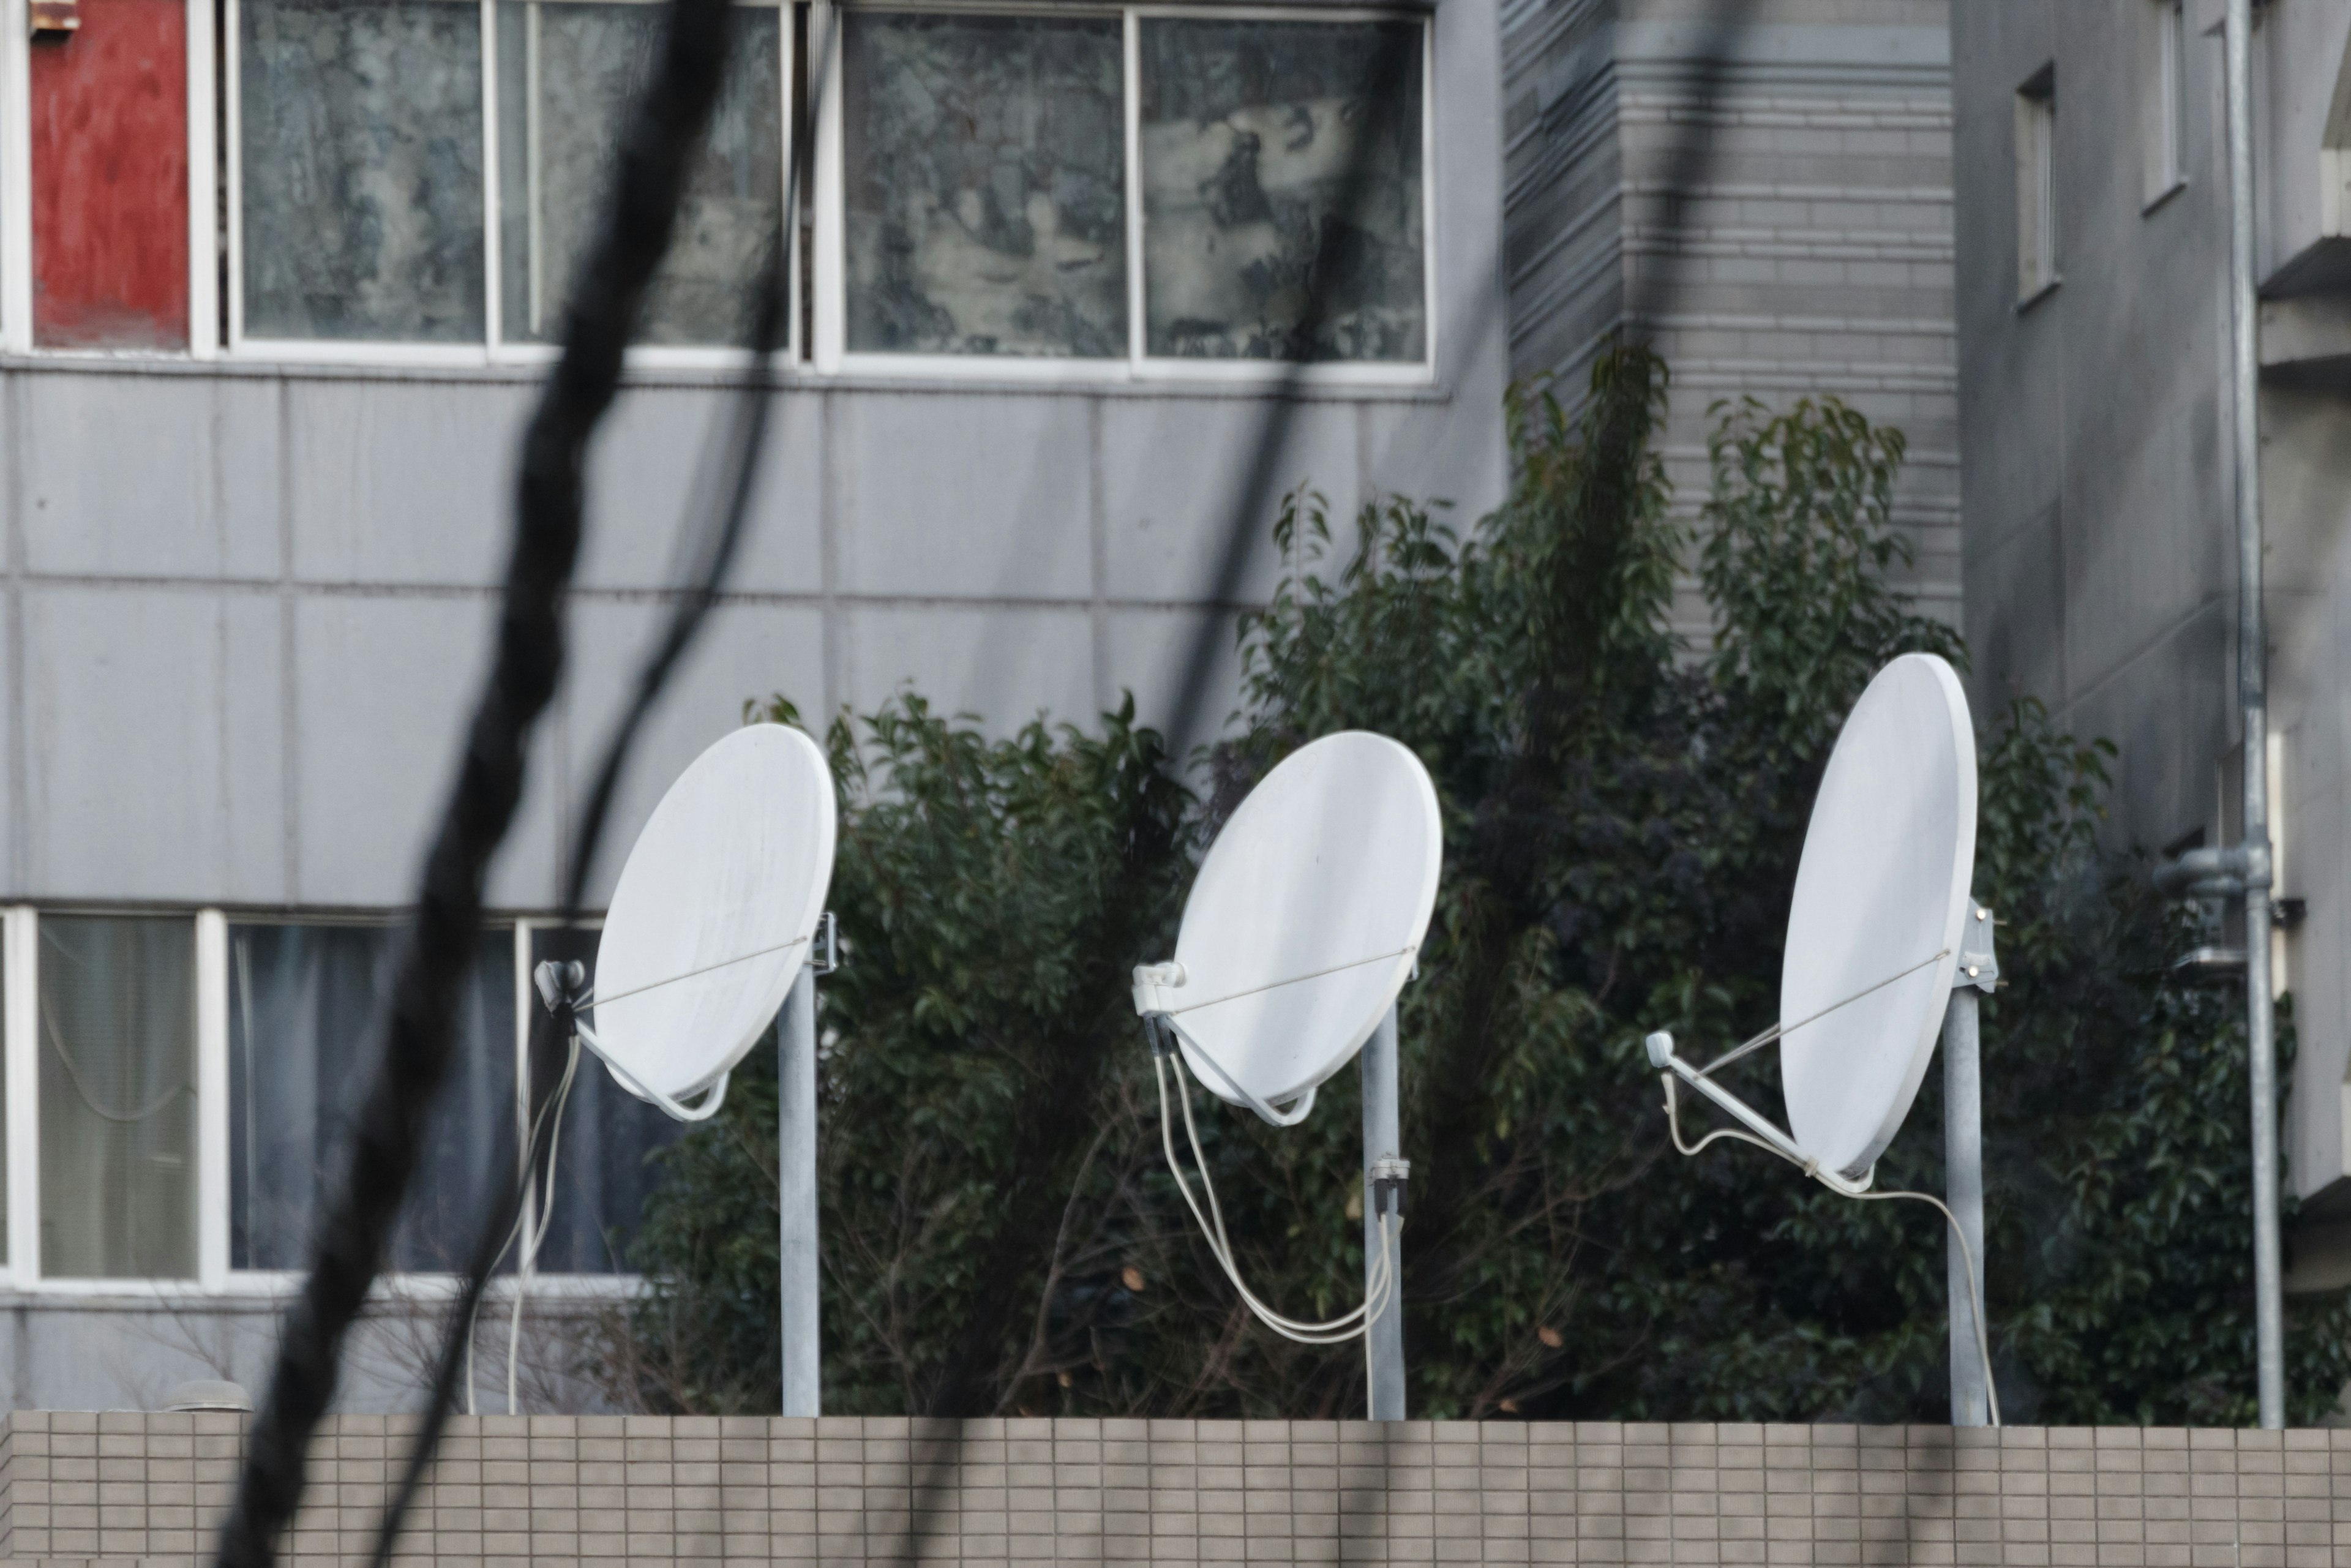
[1943, 900, 1997, 1426]
[1361, 1002, 1406, 1420]
[778, 912, 836, 1418]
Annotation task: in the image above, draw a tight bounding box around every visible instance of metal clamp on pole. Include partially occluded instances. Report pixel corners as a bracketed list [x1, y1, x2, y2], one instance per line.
[1368, 1155, 1411, 1218]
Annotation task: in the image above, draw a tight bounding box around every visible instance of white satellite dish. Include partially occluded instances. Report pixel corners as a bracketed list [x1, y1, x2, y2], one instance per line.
[579, 722, 838, 1119]
[512, 720, 838, 1422]
[1780, 652, 1975, 1180]
[1135, 730, 1442, 1125]
[1131, 730, 1440, 1411]
[1643, 651, 2000, 1423]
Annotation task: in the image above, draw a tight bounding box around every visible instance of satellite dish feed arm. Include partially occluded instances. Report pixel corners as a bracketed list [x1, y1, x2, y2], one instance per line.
[571, 1018, 730, 1123]
[1133, 963, 1318, 1127]
[1645, 1032, 1873, 1198]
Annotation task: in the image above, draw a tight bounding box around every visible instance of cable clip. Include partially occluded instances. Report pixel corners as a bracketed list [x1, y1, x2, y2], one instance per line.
[1369, 1155, 1411, 1218]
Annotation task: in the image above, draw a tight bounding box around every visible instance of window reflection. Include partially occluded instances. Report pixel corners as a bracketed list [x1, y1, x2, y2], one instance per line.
[497, 0, 783, 346]
[1140, 19, 1423, 362]
[844, 12, 1127, 357]
[239, 0, 487, 342]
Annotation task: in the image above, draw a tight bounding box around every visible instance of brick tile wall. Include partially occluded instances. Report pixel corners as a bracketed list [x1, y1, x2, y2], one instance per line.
[0, 1414, 2345, 1566]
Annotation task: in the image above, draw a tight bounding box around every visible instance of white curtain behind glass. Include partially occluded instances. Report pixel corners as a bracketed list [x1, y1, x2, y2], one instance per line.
[228, 923, 518, 1272]
[38, 915, 198, 1279]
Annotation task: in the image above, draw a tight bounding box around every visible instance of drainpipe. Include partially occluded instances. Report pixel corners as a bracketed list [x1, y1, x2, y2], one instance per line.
[2224, 0, 2284, 1431]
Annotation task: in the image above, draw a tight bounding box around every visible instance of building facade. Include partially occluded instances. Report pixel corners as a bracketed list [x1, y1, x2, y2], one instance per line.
[1952, 2, 2351, 1287]
[0, 0, 1510, 1406]
[1501, 0, 1959, 636]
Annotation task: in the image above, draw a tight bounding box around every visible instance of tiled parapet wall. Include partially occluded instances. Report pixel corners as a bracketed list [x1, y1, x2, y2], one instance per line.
[0, 1414, 2348, 1566]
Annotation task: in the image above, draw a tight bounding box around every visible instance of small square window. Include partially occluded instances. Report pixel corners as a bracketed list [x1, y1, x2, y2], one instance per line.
[2015, 67, 2057, 301]
[2145, 1, 2189, 204]
[1139, 18, 1424, 362]
[237, 0, 487, 342]
[842, 11, 1128, 358]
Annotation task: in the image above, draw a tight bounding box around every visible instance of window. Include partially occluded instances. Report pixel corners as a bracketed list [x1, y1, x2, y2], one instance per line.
[227, 0, 790, 354]
[2144, 1, 2189, 206]
[829, 7, 1430, 373]
[227, 921, 518, 1273]
[37, 915, 198, 1280]
[1138, 18, 1423, 362]
[2015, 67, 2057, 302]
[0, 907, 691, 1290]
[497, 2, 785, 345]
[5, 0, 1431, 374]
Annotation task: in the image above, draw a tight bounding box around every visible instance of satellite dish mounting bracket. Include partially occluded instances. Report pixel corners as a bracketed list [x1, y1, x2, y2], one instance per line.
[1135, 978, 1318, 1127]
[1644, 1030, 1876, 1198]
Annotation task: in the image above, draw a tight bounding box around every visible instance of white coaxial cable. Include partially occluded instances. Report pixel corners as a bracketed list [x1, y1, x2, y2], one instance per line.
[1153, 1047, 1398, 1345]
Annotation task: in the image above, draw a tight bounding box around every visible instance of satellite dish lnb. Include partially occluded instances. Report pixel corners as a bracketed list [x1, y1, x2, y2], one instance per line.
[1136, 730, 1441, 1127]
[572, 722, 838, 1120]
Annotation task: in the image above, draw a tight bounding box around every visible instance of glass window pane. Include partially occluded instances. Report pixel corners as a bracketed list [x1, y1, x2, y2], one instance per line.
[1139, 19, 1424, 362]
[844, 12, 1127, 358]
[525, 928, 685, 1273]
[497, 1, 783, 347]
[239, 0, 486, 342]
[228, 922, 518, 1272]
[39, 915, 197, 1280]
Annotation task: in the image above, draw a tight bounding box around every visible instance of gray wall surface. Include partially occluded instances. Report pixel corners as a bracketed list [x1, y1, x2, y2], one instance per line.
[1501, 0, 1958, 640]
[1, 365, 1503, 915]
[2, 1411, 2348, 1566]
[0, 0, 1510, 917]
[1949, 3, 2351, 1230]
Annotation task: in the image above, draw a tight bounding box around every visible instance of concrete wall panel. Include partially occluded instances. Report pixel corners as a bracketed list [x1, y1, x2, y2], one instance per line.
[286, 381, 534, 588]
[1098, 399, 1360, 608]
[574, 382, 824, 597]
[21, 585, 282, 904]
[288, 592, 506, 907]
[836, 393, 1094, 602]
[18, 375, 280, 581]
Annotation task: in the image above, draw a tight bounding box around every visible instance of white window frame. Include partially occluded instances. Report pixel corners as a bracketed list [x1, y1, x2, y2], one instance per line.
[815, 0, 1436, 386]
[0, 906, 648, 1299]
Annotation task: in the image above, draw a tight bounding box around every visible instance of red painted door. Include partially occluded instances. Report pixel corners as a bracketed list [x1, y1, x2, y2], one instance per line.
[31, 0, 190, 349]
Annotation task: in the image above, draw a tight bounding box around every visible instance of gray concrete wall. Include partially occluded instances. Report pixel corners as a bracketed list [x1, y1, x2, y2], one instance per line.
[1501, 0, 1957, 640]
[0, 364, 1504, 915]
[1948, 3, 2351, 1226]
[2, 1412, 2347, 1566]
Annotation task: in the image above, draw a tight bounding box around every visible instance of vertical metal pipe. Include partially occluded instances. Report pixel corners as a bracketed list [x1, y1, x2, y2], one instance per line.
[778, 962, 821, 1417]
[1942, 988, 1989, 1426]
[2222, 0, 2285, 1431]
[1361, 1003, 1406, 1420]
